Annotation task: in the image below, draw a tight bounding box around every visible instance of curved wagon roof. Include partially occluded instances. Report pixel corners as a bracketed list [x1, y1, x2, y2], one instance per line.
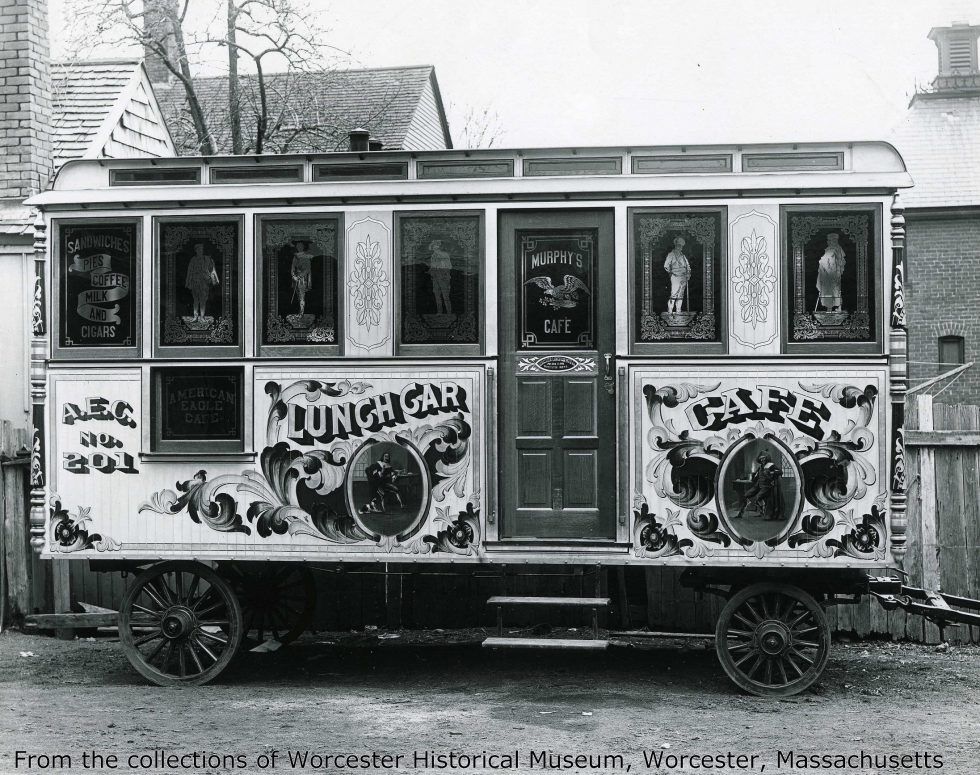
[28, 140, 911, 209]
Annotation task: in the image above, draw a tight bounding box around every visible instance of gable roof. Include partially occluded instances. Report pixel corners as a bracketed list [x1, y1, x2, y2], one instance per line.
[51, 59, 176, 167]
[154, 65, 452, 155]
[891, 93, 980, 209]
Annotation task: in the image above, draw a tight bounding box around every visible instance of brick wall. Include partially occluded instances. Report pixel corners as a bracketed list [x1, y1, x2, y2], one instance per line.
[0, 0, 52, 201]
[905, 213, 980, 404]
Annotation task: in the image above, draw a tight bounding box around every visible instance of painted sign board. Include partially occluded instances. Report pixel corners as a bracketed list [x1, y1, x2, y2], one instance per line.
[629, 364, 889, 564]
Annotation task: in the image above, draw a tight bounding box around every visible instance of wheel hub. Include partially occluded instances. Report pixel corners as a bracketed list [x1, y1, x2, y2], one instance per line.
[161, 606, 196, 640]
[756, 621, 791, 655]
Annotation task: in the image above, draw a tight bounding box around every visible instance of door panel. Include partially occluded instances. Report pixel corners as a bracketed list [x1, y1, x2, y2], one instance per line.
[499, 210, 616, 540]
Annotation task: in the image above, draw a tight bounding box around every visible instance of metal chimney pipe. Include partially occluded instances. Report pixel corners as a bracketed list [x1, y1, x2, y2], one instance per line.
[349, 128, 370, 152]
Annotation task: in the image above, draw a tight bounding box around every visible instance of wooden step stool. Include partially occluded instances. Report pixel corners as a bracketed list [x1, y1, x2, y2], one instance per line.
[482, 595, 611, 650]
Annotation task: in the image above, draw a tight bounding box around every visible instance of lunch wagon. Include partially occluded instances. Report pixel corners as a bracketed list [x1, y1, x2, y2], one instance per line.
[26, 140, 977, 693]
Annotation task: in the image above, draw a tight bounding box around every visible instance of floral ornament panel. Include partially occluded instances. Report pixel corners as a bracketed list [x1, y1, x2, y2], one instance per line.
[159, 220, 240, 348]
[345, 216, 393, 354]
[729, 208, 779, 352]
[49, 498, 121, 553]
[787, 210, 876, 343]
[260, 218, 339, 347]
[631, 366, 887, 561]
[633, 210, 722, 343]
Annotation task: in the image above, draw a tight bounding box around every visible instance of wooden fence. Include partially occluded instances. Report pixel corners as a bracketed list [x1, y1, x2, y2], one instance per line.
[2, 397, 978, 642]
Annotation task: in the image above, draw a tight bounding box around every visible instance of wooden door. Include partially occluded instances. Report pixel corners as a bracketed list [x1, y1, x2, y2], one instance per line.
[499, 210, 617, 540]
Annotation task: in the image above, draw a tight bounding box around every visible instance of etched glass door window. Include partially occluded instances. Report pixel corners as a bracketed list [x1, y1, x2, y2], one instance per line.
[399, 213, 480, 346]
[517, 229, 596, 350]
[259, 217, 339, 349]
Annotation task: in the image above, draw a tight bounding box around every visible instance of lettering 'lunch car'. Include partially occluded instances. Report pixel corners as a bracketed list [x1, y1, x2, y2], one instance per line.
[27, 141, 975, 695]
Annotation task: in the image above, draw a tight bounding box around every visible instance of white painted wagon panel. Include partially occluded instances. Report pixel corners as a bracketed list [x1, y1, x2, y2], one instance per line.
[628, 362, 889, 566]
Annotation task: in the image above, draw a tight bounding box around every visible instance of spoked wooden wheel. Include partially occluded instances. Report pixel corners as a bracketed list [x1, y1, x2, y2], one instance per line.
[219, 563, 316, 649]
[715, 582, 831, 697]
[119, 561, 243, 686]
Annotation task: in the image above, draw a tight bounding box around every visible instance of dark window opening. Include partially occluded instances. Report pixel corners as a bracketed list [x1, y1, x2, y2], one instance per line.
[151, 366, 244, 453]
[939, 335, 965, 367]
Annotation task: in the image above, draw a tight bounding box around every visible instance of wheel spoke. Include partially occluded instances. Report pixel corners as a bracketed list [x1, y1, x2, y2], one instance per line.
[141, 582, 169, 611]
[734, 648, 758, 668]
[159, 641, 175, 671]
[788, 646, 814, 666]
[746, 653, 765, 678]
[727, 641, 752, 653]
[133, 630, 164, 647]
[732, 612, 756, 630]
[197, 628, 229, 646]
[175, 571, 184, 606]
[145, 637, 167, 663]
[196, 601, 227, 619]
[763, 658, 774, 685]
[787, 609, 811, 630]
[776, 657, 790, 684]
[186, 640, 205, 673]
[193, 635, 219, 663]
[795, 640, 820, 650]
[132, 603, 161, 619]
[177, 642, 187, 677]
[784, 652, 805, 676]
[743, 600, 764, 624]
[191, 586, 218, 612]
[184, 573, 201, 607]
[759, 594, 771, 620]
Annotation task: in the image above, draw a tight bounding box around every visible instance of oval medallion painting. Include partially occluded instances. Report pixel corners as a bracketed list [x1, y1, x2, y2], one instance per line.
[717, 437, 802, 542]
[345, 440, 430, 541]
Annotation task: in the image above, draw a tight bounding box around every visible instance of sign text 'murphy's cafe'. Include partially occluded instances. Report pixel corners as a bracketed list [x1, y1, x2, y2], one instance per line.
[64, 228, 133, 345]
[286, 382, 468, 445]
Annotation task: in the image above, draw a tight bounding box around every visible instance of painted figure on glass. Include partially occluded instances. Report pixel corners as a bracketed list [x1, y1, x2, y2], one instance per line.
[815, 232, 846, 312]
[664, 236, 692, 313]
[427, 239, 453, 315]
[290, 238, 314, 316]
[184, 243, 219, 322]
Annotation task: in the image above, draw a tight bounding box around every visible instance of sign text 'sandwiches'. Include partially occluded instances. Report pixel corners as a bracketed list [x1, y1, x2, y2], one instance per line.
[60, 223, 137, 348]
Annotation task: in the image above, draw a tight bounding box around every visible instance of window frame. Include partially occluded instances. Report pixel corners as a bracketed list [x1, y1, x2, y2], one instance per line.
[152, 215, 245, 358]
[780, 203, 884, 356]
[394, 209, 485, 356]
[255, 212, 344, 358]
[938, 335, 966, 367]
[628, 205, 728, 355]
[149, 365, 245, 455]
[51, 217, 143, 360]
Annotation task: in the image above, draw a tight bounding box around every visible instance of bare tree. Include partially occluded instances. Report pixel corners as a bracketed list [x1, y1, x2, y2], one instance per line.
[65, 0, 343, 155]
[452, 102, 505, 149]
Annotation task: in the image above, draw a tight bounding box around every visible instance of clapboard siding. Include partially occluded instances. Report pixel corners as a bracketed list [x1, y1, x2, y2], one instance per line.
[402, 77, 449, 150]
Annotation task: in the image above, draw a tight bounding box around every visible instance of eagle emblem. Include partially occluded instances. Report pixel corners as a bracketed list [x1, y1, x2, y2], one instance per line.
[524, 275, 591, 309]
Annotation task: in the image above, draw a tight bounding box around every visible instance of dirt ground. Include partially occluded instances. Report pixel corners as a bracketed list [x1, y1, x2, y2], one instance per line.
[0, 628, 977, 775]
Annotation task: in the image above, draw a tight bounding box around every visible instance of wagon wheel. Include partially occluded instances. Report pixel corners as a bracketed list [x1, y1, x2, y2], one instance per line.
[715, 582, 831, 697]
[119, 561, 243, 686]
[219, 563, 316, 649]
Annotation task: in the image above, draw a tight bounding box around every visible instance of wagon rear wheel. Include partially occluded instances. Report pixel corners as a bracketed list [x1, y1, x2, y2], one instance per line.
[119, 561, 243, 686]
[715, 582, 830, 697]
[220, 563, 316, 650]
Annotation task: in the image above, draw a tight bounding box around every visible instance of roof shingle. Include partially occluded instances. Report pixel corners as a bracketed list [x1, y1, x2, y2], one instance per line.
[155, 65, 449, 155]
[891, 93, 980, 209]
[51, 60, 141, 167]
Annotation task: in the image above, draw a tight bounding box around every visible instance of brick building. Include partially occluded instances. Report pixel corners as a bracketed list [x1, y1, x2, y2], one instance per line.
[0, 0, 175, 436]
[892, 22, 980, 404]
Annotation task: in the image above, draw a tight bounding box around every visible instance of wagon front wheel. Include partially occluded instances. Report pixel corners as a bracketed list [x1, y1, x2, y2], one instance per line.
[119, 561, 243, 686]
[715, 582, 830, 697]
